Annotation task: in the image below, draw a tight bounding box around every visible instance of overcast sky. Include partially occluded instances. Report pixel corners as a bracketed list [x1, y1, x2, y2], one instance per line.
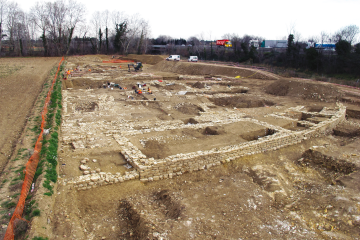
[15, 0, 360, 42]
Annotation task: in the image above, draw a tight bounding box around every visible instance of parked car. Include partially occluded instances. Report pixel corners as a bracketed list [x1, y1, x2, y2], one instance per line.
[188, 56, 198, 62]
[166, 55, 180, 61]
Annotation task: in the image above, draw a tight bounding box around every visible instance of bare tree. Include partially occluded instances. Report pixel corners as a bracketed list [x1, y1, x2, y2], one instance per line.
[90, 11, 99, 52]
[308, 35, 319, 43]
[334, 25, 359, 44]
[5, 2, 20, 53]
[31, 2, 50, 55]
[65, 0, 85, 55]
[46, 0, 67, 55]
[0, 0, 7, 55]
[155, 35, 171, 44]
[16, 10, 31, 56]
[187, 36, 200, 56]
[102, 10, 110, 54]
[221, 33, 233, 40]
[122, 14, 143, 54]
[136, 19, 150, 54]
[320, 31, 329, 44]
[111, 10, 125, 27]
[187, 36, 200, 46]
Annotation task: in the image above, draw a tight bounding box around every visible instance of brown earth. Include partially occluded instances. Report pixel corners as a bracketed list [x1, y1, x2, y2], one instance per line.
[119, 54, 167, 65]
[39, 55, 360, 240]
[2, 55, 360, 240]
[150, 61, 279, 80]
[0, 57, 60, 238]
[265, 79, 344, 102]
[0, 57, 60, 170]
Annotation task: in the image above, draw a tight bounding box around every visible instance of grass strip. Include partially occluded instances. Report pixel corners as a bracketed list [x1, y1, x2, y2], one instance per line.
[41, 62, 64, 196]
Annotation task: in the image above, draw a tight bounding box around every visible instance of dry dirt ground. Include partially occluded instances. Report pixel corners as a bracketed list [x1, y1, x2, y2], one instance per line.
[0, 57, 60, 170]
[4, 55, 360, 240]
[0, 57, 61, 238]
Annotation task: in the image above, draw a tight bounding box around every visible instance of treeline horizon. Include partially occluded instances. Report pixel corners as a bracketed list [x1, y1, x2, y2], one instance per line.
[0, 0, 359, 77]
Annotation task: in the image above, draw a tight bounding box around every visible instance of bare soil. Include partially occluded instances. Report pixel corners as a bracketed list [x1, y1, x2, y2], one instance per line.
[2, 55, 360, 240]
[43, 56, 360, 240]
[0, 57, 60, 238]
[150, 61, 278, 80]
[0, 57, 59, 171]
[265, 79, 344, 102]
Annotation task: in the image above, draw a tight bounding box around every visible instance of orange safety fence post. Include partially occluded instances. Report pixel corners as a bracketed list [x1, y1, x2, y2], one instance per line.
[4, 57, 64, 240]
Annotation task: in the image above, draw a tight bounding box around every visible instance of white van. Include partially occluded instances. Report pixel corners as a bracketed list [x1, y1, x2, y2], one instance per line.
[188, 56, 198, 62]
[166, 55, 180, 61]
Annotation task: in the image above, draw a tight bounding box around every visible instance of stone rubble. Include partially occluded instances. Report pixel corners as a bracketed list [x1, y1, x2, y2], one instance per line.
[61, 86, 346, 191]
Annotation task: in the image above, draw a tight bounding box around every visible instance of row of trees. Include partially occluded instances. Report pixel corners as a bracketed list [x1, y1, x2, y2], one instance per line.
[0, 0, 359, 77]
[149, 34, 264, 63]
[149, 26, 360, 77]
[0, 0, 150, 56]
[265, 25, 360, 76]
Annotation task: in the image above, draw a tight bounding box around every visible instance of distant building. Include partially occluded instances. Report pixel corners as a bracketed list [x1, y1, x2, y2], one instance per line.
[249, 40, 260, 49]
[307, 42, 336, 51]
[261, 40, 288, 48]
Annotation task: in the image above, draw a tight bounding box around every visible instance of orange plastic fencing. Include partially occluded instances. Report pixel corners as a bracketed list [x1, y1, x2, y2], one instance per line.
[102, 59, 134, 63]
[4, 57, 64, 240]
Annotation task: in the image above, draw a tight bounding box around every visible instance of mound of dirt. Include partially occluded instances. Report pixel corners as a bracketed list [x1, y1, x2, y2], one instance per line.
[193, 81, 206, 89]
[142, 140, 170, 159]
[120, 54, 166, 65]
[156, 83, 186, 91]
[265, 79, 344, 102]
[300, 149, 357, 175]
[209, 96, 275, 108]
[155, 190, 183, 219]
[333, 122, 360, 137]
[119, 200, 150, 239]
[149, 61, 277, 80]
[75, 102, 98, 112]
[204, 126, 225, 135]
[175, 103, 204, 115]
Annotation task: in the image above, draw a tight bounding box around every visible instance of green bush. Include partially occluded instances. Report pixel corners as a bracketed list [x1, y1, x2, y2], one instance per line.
[32, 209, 40, 217]
[32, 237, 49, 240]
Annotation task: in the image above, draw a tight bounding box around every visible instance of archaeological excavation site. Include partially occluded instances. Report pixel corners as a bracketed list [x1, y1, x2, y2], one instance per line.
[4, 55, 359, 239]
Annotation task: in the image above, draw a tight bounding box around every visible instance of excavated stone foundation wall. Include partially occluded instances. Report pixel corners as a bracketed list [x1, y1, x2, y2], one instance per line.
[134, 104, 346, 182]
[70, 102, 346, 190]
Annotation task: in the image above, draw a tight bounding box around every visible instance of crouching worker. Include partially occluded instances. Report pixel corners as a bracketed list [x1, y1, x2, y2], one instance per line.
[148, 87, 152, 94]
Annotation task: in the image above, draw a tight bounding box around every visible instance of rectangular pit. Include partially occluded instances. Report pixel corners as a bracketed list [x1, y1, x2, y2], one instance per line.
[128, 121, 268, 159]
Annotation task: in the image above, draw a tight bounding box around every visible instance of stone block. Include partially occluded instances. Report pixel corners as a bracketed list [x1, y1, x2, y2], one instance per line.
[91, 176, 100, 182]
